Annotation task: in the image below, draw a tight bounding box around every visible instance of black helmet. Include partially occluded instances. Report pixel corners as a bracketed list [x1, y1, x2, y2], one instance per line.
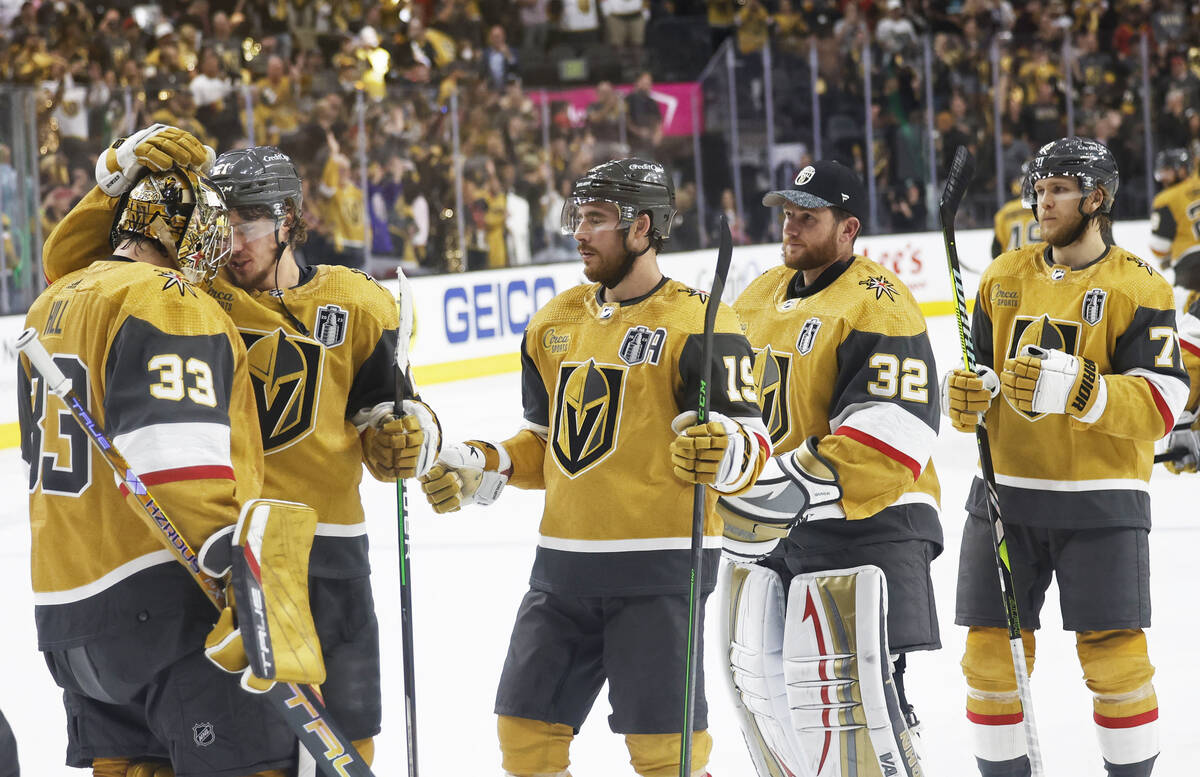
[561, 158, 676, 240]
[1154, 148, 1192, 183]
[1021, 137, 1119, 214]
[209, 146, 303, 218]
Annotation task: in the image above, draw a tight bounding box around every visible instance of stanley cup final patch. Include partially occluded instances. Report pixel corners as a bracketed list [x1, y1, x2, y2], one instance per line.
[796, 317, 822, 355]
[618, 325, 667, 366]
[314, 304, 348, 347]
[1082, 288, 1107, 326]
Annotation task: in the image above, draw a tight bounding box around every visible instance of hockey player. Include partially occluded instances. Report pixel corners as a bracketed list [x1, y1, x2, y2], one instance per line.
[992, 162, 1042, 259]
[42, 133, 443, 767]
[942, 137, 1189, 777]
[718, 160, 942, 777]
[418, 158, 771, 777]
[1148, 148, 1200, 272]
[21, 167, 302, 776]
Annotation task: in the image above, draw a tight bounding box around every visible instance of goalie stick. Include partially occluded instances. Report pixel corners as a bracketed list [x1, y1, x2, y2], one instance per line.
[17, 327, 376, 777]
[939, 146, 1044, 777]
[680, 215, 734, 777]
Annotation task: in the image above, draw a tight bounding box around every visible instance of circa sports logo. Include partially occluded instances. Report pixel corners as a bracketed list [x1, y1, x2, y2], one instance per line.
[242, 328, 325, 452]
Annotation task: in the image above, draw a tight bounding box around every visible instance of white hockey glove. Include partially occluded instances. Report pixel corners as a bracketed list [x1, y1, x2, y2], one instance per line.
[95, 123, 215, 196]
[940, 364, 999, 432]
[778, 437, 845, 521]
[418, 441, 510, 514]
[354, 399, 442, 480]
[1001, 344, 1106, 422]
[1157, 410, 1200, 474]
[669, 410, 755, 493]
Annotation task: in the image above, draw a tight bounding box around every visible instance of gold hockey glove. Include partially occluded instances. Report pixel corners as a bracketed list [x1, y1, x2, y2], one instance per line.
[1001, 345, 1106, 422]
[96, 123, 215, 196]
[355, 399, 442, 480]
[669, 410, 756, 493]
[940, 365, 999, 432]
[419, 441, 510, 513]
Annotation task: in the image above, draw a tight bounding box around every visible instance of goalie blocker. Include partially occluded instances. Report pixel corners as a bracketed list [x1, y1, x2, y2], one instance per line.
[722, 563, 923, 777]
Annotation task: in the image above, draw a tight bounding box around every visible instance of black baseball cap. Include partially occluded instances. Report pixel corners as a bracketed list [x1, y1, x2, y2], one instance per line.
[763, 160, 867, 221]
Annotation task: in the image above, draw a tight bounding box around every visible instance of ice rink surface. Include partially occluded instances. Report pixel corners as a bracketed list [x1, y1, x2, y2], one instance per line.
[3, 314, 1198, 776]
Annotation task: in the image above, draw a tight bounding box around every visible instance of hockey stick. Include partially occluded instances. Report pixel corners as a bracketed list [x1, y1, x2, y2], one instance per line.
[393, 274, 420, 777]
[17, 327, 376, 777]
[939, 146, 1044, 777]
[680, 215, 734, 777]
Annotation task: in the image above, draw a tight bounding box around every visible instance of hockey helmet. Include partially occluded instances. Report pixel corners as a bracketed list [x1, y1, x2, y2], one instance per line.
[560, 158, 676, 240]
[110, 167, 232, 284]
[1021, 137, 1119, 214]
[1154, 148, 1192, 183]
[209, 145, 303, 218]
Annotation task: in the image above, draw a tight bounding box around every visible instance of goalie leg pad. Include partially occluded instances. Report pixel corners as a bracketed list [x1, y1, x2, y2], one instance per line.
[232, 499, 325, 684]
[782, 565, 923, 777]
[721, 561, 806, 775]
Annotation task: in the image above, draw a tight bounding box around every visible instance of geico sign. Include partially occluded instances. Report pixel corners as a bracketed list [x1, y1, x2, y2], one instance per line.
[443, 277, 557, 343]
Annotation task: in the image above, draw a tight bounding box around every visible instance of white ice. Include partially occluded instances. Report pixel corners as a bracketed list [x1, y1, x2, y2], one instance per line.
[3, 314, 1198, 776]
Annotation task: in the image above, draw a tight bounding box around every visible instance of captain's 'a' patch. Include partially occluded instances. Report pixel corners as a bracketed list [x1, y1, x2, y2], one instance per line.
[551, 359, 626, 477]
[618, 325, 666, 366]
[314, 304, 348, 347]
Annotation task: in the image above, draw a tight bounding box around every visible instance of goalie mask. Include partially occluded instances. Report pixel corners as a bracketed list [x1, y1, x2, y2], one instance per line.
[1021, 137, 1119, 218]
[110, 167, 232, 284]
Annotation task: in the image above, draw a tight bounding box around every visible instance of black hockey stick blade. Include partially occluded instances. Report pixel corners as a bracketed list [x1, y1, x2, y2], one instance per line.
[703, 215, 734, 346]
[940, 145, 976, 219]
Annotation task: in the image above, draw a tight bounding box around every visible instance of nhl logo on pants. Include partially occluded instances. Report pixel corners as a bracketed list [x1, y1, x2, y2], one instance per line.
[192, 722, 215, 747]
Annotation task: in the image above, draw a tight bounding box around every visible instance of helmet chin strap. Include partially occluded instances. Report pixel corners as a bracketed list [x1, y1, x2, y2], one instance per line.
[1061, 195, 1102, 247]
[271, 219, 309, 335]
[602, 228, 653, 290]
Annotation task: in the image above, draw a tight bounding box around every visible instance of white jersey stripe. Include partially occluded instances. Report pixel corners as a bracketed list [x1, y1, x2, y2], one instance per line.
[1125, 367, 1188, 430]
[538, 535, 723, 553]
[33, 550, 176, 605]
[994, 473, 1149, 493]
[315, 522, 369, 538]
[113, 422, 232, 475]
[831, 401, 937, 474]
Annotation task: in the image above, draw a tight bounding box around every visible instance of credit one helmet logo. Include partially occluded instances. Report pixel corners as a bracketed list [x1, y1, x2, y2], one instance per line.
[444, 277, 557, 343]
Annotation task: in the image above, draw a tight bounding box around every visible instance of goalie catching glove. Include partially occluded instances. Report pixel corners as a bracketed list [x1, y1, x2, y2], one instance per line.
[718, 437, 844, 563]
[354, 399, 441, 480]
[418, 441, 511, 513]
[940, 364, 999, 432]
[96, 123, 215, 196]
[202, 499, 325, 693]
[669, 410, 760, 493]
[1001, 344, 1106, 422]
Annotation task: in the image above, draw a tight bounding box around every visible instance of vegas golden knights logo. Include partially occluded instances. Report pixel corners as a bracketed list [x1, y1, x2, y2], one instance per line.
[551, 359, 626, 477]
[753, 346, 791, 444]
[243, 329, 324, 451]
[1005, 314, 1080, 420]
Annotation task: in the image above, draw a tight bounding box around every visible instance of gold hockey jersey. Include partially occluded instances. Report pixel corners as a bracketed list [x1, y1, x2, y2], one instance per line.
[970, 244, 1189, 528]
[20, 260, 263, 652]
[207, 267, 399, 576]
[992, 198, 1042, 259]
[735, 259, 942, 552]
[502, 277, 769, 596]
[1149, 173, 1200, 266]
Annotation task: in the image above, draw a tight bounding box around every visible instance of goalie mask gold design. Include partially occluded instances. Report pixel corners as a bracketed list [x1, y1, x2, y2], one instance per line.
[111, 168, 233, 284]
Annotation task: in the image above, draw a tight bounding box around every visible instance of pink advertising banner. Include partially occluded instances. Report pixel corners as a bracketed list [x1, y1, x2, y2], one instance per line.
[529, 82, 703, 137]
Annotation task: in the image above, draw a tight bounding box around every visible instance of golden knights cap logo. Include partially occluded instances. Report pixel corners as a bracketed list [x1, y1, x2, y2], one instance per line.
[1005, 314, 1080, 420]
[618, 325, 666, 366]
[314, 304, 348, 347]
[244, 328, 324, 451]
[753, 346, 792, 444]
[551, 359, 625, 477]
[796, 317, 822, 356]
[1081, 288, 1107, 326]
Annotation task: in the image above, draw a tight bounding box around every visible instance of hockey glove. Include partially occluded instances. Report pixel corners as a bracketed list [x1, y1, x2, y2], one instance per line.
[1001, 344, 1106, 422]
[95, 123, 215, 196]
[669, 410, 755, 493]
[418, 441, 511, 514]
[940, 365, 999, 432]
[779, 437, 845, 521]
[354, 399, 442, 480]
[1157, 410, 1200, 474]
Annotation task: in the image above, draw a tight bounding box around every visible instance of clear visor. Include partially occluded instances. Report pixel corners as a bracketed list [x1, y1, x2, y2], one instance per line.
[559, 198, 630, 236]
[1021, 174, 1085, 210]
[178, 189, 233, 284]
[231, 218, 278, 243]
